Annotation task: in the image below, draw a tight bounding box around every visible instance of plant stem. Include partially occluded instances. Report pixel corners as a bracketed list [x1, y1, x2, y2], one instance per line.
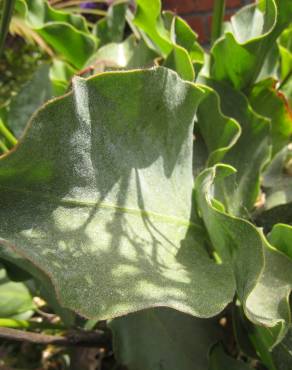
[0, 138, 9, 153]
[54, 0, 107, 9]
[211, 0, 225, 46]
[0, 119, 17, 148]
[0, 0, 16, 57]
[0, 326, 110, 347]
[63, 7, 107, 16]
[0, 318, 65, 330]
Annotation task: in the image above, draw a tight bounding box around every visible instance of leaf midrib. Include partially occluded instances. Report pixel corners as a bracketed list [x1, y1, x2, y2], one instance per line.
[0, 185, 201, 230]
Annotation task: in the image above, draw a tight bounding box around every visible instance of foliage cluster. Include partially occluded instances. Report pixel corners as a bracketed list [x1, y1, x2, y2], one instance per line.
[0, 0, 292, 369]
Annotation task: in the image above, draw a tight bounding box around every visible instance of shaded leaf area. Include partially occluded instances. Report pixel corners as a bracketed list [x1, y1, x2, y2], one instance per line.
[110, 307, 223, 370]
[256, 145, 292, 229]
[211, 0, 292, 89]
[14, 0, 97, 68]
[209, 343, 253, 370]
[195, 165, 292, 344]
[0, 68, 234, 320]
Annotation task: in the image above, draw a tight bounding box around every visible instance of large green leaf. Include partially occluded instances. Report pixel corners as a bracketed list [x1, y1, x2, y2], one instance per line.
[15, 0, 97, 68]
[0, 68, 234, 320]
[111, 307, 223, 370]
[195, 165, 292, 343]
[211, 0, 292, 89]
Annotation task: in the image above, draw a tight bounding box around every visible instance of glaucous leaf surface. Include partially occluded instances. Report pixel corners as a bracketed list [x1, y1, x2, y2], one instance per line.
[0, 68, 234, 320]
[111, 307, 223, 370]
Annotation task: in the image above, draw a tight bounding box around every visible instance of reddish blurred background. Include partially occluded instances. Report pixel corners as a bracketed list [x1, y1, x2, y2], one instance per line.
[162, 0, 253, 43]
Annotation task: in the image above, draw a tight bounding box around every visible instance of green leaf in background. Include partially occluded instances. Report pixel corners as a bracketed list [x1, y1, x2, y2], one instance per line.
[195, 165, 292, 344]
[50, 59, 75, 96]
[279, 26, 292, 81]
[268, 224, 292, 259]
[0, 68, 234, 320]
[15, 0, 97, 68]
[197, 78, 270, 216]
[111, 307, 223, 370]
[211, 0, 292, 89]
[7, 63, 52, 138]
[0, 245, 75, 326]
[170, 14, 204, 74]
[133, 0, 171, 56]
[209, 343, 253, 370]
[164, 44, 194, 81]
[86, 35, 158, 72]
[93, 1, 127, 47]
[0, 265, 35, 319]
[249, 78, 292, 156]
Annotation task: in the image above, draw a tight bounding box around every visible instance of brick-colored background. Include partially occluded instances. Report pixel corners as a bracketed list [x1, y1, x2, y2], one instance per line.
[162, 0, 253, 43]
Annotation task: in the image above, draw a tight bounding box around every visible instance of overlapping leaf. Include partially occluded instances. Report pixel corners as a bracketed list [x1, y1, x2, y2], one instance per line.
[195, 165, 292, 343]
[211, 0, 292, 89]
[197, 77, 270, 216]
